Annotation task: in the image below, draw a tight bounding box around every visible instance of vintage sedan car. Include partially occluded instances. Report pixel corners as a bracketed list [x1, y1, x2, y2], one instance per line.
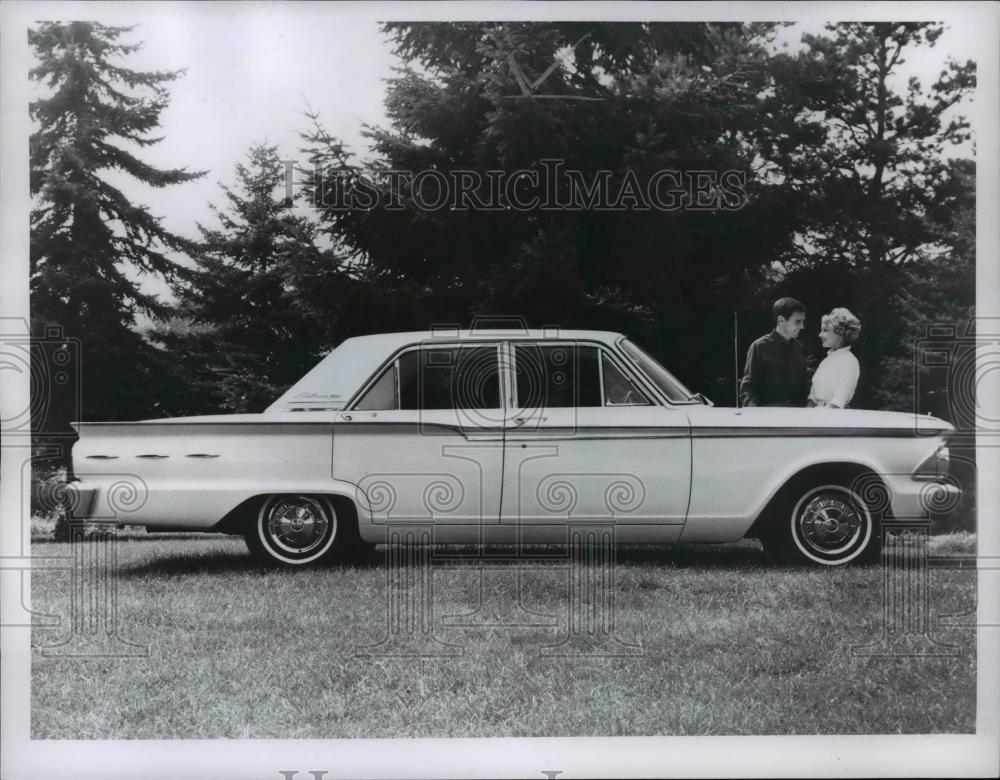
[67, 329, 961, 567]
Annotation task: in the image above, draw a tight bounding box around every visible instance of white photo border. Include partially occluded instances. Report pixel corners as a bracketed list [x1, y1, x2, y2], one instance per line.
[2, 1, 997, 778]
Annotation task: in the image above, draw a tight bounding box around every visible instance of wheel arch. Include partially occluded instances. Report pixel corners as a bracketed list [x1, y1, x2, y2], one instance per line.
[210, 490, 362, 536]
[746, 461, 891, 539]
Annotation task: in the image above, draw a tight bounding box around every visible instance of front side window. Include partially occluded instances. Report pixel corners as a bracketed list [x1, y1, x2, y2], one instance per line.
[354, 345, 501, 410]
[514, 344, 601, 408]
[602, 353, 650, 405]
[619, 338, 694, 403]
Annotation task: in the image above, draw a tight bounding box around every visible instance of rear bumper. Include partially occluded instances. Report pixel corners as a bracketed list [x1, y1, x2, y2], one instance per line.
[65, 482, 98, 521]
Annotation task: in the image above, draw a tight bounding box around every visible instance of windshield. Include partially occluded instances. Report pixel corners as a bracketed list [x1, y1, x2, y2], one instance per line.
[619, 338, 698, 404]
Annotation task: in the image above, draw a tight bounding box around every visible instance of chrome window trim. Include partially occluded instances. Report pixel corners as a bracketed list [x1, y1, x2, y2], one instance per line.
[346, 336, 673, 412]
[614, 337, 697, 407]
[599, 350, 652, 407]
[345, 342, 504, 412]
[499, 342, 515, 412]
[508, 340, 663, 410]
[393, 358, 400, 410]
[596, 347, 605, 406]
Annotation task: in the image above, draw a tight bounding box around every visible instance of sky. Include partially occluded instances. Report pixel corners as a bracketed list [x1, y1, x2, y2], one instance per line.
[77, 4, 397, 241]
[24, 3, 981, 306]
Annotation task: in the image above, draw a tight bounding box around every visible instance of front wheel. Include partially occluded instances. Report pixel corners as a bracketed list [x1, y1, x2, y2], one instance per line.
[763, 483, 881, 566]
[244, 494, 338, 567]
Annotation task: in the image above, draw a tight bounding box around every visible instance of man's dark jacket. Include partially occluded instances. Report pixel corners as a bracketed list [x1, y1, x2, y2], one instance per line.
[739, 330, 809, 407]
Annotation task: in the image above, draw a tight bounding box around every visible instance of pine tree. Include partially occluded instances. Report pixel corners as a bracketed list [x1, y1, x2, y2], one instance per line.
[160, 143, 347, 413]
[30, 21, 204, 424]
[876, 158, 975, 414]
[770, 23, 976, 406]
[301, 22, 823, 400]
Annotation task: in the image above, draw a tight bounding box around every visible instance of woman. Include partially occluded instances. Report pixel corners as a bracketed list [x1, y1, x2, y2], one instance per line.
[808, 307, 861, 408]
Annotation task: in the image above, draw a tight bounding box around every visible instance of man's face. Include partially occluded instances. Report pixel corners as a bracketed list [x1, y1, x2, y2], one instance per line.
[777, 311, 805, 339]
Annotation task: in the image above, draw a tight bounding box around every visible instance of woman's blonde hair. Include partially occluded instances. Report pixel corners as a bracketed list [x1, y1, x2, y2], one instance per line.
[822, 307, 862, 345]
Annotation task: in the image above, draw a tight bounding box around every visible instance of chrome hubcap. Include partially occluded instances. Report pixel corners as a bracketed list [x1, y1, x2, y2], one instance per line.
[798, 494, 864, 555]
[266, 497, 330, 554]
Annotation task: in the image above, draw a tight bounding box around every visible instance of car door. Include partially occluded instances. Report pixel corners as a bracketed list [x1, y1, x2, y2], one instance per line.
[332, 342, 505, 539]
[500, 341, 691, 543]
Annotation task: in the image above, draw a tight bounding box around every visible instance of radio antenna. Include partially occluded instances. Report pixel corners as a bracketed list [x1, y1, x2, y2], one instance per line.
[733, 312, 740, 408]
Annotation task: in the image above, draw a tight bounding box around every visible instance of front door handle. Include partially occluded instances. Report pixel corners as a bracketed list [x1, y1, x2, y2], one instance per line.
[511, 416, 547, 426]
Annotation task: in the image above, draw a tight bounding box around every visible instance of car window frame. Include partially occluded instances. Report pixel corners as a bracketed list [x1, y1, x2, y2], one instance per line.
[599, 350, 653, 407]
[346, 341, 506, 412]
[345, 336, 681, 412]
[615, 337, 700, 405]
[352, 357, 399, 411]
[507, 340, 657, 410]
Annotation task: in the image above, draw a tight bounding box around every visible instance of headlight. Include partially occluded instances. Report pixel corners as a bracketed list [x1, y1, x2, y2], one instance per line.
[913, 444, 950, 481]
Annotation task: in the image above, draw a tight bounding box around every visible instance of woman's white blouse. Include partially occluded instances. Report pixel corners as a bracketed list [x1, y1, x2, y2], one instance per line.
[809, 346, 860, 408]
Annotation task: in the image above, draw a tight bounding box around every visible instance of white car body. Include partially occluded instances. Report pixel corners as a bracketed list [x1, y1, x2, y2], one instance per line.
[68, 330, 960, 564]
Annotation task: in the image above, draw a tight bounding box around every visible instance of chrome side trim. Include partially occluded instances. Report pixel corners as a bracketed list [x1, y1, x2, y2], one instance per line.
[506, 429, 689, 441]
[690, 427, 932, 438]
[73, 421, 338, 428]
[332, 422, 928, 438]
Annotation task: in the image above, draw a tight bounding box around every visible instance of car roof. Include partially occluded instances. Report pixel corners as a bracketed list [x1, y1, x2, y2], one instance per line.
[343, 329, 625, 348]
[266, 329, 626, 413]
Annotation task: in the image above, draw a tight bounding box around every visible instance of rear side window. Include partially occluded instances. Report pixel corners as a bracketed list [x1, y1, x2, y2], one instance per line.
[353, 366, 395, 410]
[514, 344, 601, 408]
[355, 345, 501, 410]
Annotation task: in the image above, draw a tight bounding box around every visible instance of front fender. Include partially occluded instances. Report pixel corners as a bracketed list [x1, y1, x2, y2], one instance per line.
[682, 434, 941, 542]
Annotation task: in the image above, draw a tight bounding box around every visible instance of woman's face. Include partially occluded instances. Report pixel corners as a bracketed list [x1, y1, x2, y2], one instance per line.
[820, 323, 844, 350]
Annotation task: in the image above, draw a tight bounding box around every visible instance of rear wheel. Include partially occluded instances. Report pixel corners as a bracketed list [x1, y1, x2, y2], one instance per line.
[762, 482, 881, 566]
[244, 494, 337, 567]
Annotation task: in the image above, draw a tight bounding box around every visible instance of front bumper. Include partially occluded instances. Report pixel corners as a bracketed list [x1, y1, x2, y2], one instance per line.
[887, 476, 963, 521]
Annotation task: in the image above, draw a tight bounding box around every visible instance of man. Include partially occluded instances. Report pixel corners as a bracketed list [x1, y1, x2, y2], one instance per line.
[740, 297, 810, 407]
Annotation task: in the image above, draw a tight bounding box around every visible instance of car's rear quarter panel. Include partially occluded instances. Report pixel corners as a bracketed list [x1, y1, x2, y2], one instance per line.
[71, 421, 361, 530]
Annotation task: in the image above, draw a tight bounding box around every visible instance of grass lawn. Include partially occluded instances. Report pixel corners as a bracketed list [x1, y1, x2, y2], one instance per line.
[30, 531, 977, 738]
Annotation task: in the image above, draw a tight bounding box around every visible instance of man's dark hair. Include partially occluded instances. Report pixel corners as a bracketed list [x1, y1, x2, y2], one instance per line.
[773, 297, 805, 321]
